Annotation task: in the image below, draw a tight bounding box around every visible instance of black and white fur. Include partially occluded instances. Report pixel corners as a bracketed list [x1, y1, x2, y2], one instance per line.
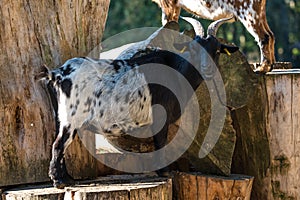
[37, 18, 238, 189]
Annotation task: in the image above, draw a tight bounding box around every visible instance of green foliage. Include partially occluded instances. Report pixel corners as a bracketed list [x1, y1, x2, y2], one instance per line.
[267, 0, 300, 67]
[104, 0, 161, 39]
[104, 0, 300, 67]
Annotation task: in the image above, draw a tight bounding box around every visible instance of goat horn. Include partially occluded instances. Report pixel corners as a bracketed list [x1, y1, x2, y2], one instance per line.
[207, 16, 235, 37]
[180, 16, 205, 37]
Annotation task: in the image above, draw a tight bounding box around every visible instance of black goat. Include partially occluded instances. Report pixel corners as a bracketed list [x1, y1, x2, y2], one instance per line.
[37, 17, 238, 188]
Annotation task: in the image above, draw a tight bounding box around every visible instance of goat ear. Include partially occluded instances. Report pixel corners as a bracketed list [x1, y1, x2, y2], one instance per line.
[173, 42, 190, 53]
[35, 64, 50, 81]
[220, 44, 239, 55]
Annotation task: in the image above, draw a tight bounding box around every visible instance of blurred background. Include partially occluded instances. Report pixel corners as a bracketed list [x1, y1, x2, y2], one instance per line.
[103, 0, 300, 68]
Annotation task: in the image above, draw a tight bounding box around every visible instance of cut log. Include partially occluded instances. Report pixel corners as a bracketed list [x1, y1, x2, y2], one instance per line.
[173, 172, 254, 200]
[2, 175, 172, 200]
[2, 186, 65, 200]
[231, 67, 300, 199]
[230, 74, 271, 200]
[169, 46, 255, 176]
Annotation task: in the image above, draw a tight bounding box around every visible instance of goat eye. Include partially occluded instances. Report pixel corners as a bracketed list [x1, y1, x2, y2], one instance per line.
[55, 74, 62, 82]
[195, 35, 201, 41]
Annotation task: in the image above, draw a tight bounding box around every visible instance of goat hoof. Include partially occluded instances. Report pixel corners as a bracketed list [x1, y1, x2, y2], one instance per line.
[158, 171, 171, 177]
[253, 62, 272, 74]
[53, 180, 68, 189]
[49, 170, 74, 189]
[156, 168, 170, 177]
[52, 176, 74, 189]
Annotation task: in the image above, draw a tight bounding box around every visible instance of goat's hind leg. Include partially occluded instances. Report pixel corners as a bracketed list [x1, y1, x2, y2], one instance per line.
[262, 14, 275, 64]
[159, 1, 181, 25]
[153, 123, 170, 176]
[49, 125, 76, 188]
[257, 13, 275, 72]
[248, 18, 274, 73]
[239, 11, 274, 73]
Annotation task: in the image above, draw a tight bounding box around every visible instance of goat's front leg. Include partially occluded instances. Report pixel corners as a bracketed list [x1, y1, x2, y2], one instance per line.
[49, 124, 75, 188]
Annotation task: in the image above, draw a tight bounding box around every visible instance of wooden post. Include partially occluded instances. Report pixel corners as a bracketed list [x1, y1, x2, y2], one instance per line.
[173, 172, 254, 200]
[265, 69, 300, 199]
[231, 67, 300, 199]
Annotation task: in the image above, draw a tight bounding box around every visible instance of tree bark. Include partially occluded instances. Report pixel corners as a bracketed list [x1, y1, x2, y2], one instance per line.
[0, 0, 110, 186]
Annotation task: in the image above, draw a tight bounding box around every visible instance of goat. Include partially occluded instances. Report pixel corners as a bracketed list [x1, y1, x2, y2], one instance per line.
[152, 0, 275, 73]
[37, 17, 238, 189]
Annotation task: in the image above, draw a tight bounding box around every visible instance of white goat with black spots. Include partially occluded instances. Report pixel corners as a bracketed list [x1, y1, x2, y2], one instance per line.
[153, 0, 275, 73]
[37, 18, 238, 189]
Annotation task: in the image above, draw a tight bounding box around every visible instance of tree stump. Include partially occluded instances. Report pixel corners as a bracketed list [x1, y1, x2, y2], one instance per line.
[173, 172, 254, 200]
[230, 66, 300, 199]
[2, 176, 172, 200]
[264, 69, 300, 199]
[0, 0, 110, 186]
